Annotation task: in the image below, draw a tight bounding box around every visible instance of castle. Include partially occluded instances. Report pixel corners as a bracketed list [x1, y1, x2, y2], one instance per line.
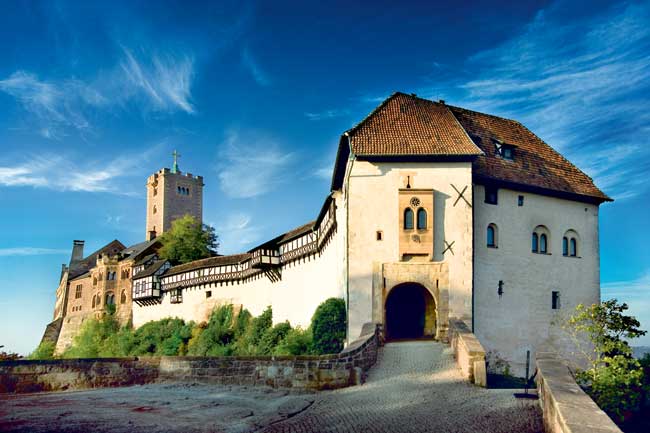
[43, 93, 611, 374]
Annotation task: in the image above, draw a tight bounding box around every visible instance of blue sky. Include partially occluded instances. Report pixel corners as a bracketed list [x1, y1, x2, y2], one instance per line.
[1, 0, 648, 355]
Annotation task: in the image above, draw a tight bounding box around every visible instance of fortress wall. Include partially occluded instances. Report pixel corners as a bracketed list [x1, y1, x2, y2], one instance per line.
[473, 186, 600, 376]
[132, 227, 344, 329]
[346, 161, 474, 340]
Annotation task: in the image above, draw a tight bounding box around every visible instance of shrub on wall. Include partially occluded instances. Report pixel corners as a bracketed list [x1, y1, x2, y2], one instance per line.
[130, 318, 194, 356]
[187, 305, 236, 356]
[273, 327, 313, 356]
[235, 306, 273, 355]
[311, 298, 346, 354]
[28, 341, 55, 360]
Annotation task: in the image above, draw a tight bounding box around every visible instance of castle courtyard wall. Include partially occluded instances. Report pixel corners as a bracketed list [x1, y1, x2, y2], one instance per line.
[132, 226, 345, 329]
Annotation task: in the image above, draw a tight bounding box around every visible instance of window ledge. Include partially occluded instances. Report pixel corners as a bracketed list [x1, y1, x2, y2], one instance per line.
[532, 252, 552, 255]
[487, 245, 498, 249]
[563, 255, 582, 259]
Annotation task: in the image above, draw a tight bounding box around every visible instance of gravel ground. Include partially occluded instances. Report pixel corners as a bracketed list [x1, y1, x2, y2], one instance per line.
[0, 341, 542, 433]
[0, 383, 315, 433]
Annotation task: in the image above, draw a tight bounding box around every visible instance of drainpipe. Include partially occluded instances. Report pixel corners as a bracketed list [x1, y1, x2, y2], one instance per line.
[343, 133, 355, 342]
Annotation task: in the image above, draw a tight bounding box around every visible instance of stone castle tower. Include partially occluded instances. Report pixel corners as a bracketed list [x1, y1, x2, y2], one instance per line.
[145, 151, 204, 240]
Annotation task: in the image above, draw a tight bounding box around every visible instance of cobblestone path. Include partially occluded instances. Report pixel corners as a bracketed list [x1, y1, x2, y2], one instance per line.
[261, 341, 543, 433]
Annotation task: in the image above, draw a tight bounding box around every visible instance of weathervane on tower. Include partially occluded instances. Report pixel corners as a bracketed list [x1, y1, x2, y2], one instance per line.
[171, 150, 181, 173]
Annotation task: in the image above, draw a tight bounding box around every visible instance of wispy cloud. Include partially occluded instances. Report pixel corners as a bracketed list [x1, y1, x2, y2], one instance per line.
[440, 1, 650, 201]
[0, 247, 68, 257]
[119, 48, 195, 113]
[241, 48, 270, 87]
[213, 212, 263, 253]
[0, 71, 106, 139]
[0, 48, 195, 138]
[0, 145, 160, 195]
[216, 129, 294, 198]
[304, 108, 350, 121]
[313, 165, 333, 180]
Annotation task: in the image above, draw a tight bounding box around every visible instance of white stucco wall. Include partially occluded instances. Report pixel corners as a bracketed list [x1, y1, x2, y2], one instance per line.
[473, 185, 600, 376]
[345, 160, 474, 340]
[132, 225, 345, 330]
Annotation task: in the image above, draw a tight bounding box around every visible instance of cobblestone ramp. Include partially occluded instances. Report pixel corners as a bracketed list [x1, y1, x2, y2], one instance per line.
[262, 340, 543, 433]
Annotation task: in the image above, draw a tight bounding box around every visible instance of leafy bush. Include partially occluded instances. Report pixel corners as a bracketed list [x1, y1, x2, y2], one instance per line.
[187, 305, 236, 356]
[311, 298, 346, 354]
[274, 327, 313, 356]
[258, 322, 292, 355]
[62, 313, 121, 358]
[235, 306, 273, 355]
[131, 318, 194, 356]
[1, 345, 23, 361]
[29, 341, 56, 360]
[50, 302, 335, 359]
[562, 299, 647, 422]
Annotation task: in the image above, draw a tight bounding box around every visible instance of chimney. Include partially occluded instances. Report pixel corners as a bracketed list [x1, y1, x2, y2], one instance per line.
[71, 240, 85, 263]
[147, 230, 157, 241]
[438, 99, 445, 105]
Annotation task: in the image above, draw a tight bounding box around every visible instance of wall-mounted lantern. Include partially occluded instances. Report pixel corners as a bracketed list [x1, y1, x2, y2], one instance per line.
[498, 280, 504, 298]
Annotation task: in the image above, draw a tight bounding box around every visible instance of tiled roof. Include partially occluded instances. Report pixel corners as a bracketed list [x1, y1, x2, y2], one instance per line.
[68, 239, 126, 280]
[332, 92, 609, 203]
[250, 221, 316, 252]
[120, 239, 158, 260]
[448, 105, 611, 202]
[347, 92, 482, 157]
[133, 259, 168, 279]
[164, 253, 251, 276]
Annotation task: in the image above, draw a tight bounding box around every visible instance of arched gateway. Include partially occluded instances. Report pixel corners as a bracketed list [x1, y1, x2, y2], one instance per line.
[385, 282, 436, 340]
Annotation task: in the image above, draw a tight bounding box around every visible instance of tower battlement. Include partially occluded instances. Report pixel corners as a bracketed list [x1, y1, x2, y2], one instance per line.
[145, 153, 204, 240]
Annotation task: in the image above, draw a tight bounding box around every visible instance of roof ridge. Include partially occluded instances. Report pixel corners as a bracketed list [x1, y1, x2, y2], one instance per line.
[447, 104, 522, 125]
[346, 91, 402, 137]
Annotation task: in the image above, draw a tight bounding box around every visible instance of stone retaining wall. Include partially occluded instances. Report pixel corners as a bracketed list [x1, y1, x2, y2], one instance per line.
[0, 324, 379, 394]
[448, 318, 487, 387]
[536, 349, 621, 433]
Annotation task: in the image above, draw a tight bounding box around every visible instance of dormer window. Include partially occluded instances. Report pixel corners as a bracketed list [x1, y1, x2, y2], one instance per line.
[494, 140, 515, 160]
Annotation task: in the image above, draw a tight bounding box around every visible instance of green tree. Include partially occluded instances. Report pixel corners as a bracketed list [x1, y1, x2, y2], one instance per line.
[311, 298, 346, 354]
[562, 299, 647, 422]
[158, 215, 219, 264]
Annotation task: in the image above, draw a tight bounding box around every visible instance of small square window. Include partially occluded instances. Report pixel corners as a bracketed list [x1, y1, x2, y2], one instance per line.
[518, 195, 524, 206]
[485, 186, 498, 205]
[552, 291, 561, 310]
[376, 231, 383, 241]
[206, 291, 212, 298]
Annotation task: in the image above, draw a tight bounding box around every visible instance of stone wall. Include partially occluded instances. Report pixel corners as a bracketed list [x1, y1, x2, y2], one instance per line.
[1, 324, 379, 394]
[536, 349, 621, 433]
[448, 318, 487, 387]
[0, 358, 159, 394]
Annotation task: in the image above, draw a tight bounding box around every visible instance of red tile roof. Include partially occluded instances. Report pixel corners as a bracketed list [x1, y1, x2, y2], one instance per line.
[333, 92, 610, 203]
[448, 105, 611, 202]
[348, 93, 482, 157]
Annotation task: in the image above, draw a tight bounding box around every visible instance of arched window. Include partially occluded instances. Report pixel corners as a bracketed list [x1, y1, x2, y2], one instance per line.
[487, 224, 497, 247]
[417, 208, 427, 229]
[562, 237, 569, 256]
[532, 225, 550, 254]
[106, 293, 115, 306]
[121, 290, 127, 304]
[91, 295, 96, 309]
[404, 208, 414, 230]
[540, 234, 548, 253]
[570, 238, 577, 257]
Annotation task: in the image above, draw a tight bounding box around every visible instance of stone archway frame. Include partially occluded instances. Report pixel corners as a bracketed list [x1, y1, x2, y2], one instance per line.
[372, 261, 450, 342]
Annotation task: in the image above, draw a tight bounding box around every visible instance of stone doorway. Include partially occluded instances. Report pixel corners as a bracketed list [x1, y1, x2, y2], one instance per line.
[384, 283, 436, 340]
